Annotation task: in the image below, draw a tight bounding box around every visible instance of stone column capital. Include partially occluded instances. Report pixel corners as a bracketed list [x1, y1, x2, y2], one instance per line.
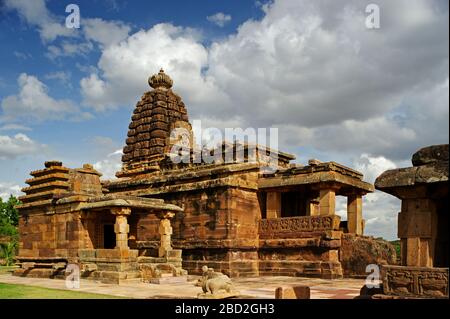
[111, 207, 132, 216]
[156, 211, 175, 220]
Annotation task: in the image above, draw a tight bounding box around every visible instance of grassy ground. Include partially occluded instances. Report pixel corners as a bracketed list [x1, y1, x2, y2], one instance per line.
[0, 282, 125, 299]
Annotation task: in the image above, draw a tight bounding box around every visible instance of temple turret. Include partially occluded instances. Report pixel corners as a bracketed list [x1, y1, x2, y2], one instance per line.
[117, 69, 192, 178]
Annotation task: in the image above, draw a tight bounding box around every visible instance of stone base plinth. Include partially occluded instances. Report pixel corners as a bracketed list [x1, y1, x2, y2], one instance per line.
[259, 260, 343, 279]
[78, 248, 140, 284]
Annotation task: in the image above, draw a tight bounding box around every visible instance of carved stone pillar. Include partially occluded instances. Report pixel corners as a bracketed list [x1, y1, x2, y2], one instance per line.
[111, 207, 131, 250]
[347, 194, 364, 235]
[157, 212, 175, 257]
[266, 192, 281, 219]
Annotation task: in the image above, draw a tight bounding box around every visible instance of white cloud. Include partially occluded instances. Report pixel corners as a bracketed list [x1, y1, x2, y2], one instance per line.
[362, 191, 400, 241]
[0, 133, 44, 160]
[354, 154, 397, 184]
[79, 0, 447, 160]
[93, 149, 123, 180]
[4, 0, 75, 42]
[80, 23, 221, 112]
[44, 71, 72, 87]
[0, 124, 32, 131]
[352, 154, 401, 240]
[1, 73, 91, 122]
[45, 41, 94, 59]
[13, 51, 32, 60]
[5, 0, 131, 60]
[83, 18, 131, 47]
[207, 12, 232, 27]
[0, 182, 23, 201]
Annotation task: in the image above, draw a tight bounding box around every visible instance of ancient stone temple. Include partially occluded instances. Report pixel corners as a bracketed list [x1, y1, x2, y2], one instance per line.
[368, 144, 449, 298]
[14, 69, 388, 283]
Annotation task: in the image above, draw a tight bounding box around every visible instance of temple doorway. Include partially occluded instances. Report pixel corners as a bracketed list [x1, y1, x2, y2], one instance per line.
[103, 224, 116, 249]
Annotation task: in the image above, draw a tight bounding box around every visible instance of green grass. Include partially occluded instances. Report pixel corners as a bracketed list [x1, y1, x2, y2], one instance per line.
[0, 283, 126, 299]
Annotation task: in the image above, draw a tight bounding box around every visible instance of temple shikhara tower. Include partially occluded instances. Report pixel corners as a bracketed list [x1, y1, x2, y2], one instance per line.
[118, 69, 192, 178]
[14, 69, 421, 286]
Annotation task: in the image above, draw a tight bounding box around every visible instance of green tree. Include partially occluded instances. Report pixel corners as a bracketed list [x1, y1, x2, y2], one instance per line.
[0, 195, 20, 227]
[0, 195, 20, 265]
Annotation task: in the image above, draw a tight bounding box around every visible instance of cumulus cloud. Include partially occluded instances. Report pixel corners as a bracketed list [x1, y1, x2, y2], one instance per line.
[4, 0, 131, 58]
[0, 133, 44, 160]
[354, 153, 397, 183]
[207, 12, 232, 27]
[79, 0, 448, 161]
[363, 191, 400, 240]
[1, 73, 91, 122]
[0, 182, 23, 201]
[83, 18, 131, 47]
[93, 149, 123, 180]
[4, 0, 75, 42]
[80, 23, 222, 112]
[352, 153, 402, 240]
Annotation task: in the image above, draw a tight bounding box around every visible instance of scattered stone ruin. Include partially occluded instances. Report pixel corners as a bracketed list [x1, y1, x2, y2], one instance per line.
[14, 69, 399, 283]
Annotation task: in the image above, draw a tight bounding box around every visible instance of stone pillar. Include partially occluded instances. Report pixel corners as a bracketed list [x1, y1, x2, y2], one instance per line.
[319, 186, 339, 216]
[266, 192, 281, 219]
[307, 198, 320, 216]
[398, 198, 437, 267]
[111, 207, 131, 250]
[157, 212, 175, 258]
[80, 212, 96, 249]
[347, 194, 364, 235]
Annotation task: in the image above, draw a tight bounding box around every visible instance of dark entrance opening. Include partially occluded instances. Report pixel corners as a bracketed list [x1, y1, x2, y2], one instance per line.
[281, 191, 307, 217]
[103, 224, 116, 249]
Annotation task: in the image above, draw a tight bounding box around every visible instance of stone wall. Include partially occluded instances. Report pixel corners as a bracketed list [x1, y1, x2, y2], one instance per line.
[17, 210, 83, 260]
[136, 186, 261, 277]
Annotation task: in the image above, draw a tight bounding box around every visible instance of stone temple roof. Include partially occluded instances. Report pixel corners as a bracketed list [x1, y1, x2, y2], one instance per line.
[375, 144, 449, 191]
[258, 160, 374, 194]
[118, 69, 191, 178]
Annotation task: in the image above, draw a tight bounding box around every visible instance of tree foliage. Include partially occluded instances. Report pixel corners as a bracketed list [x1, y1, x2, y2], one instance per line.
[0, 195, 20, 226]
[0, 195, 20, 237]
[0, 195, 20, 264]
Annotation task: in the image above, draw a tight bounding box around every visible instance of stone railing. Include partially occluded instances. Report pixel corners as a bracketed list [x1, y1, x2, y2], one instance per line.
[381, 265, 448, 298]
[259, 215, 341, 239]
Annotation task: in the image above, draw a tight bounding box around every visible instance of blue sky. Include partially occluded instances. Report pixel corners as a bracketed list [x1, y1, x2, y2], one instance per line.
[0, 0, 448, 240]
